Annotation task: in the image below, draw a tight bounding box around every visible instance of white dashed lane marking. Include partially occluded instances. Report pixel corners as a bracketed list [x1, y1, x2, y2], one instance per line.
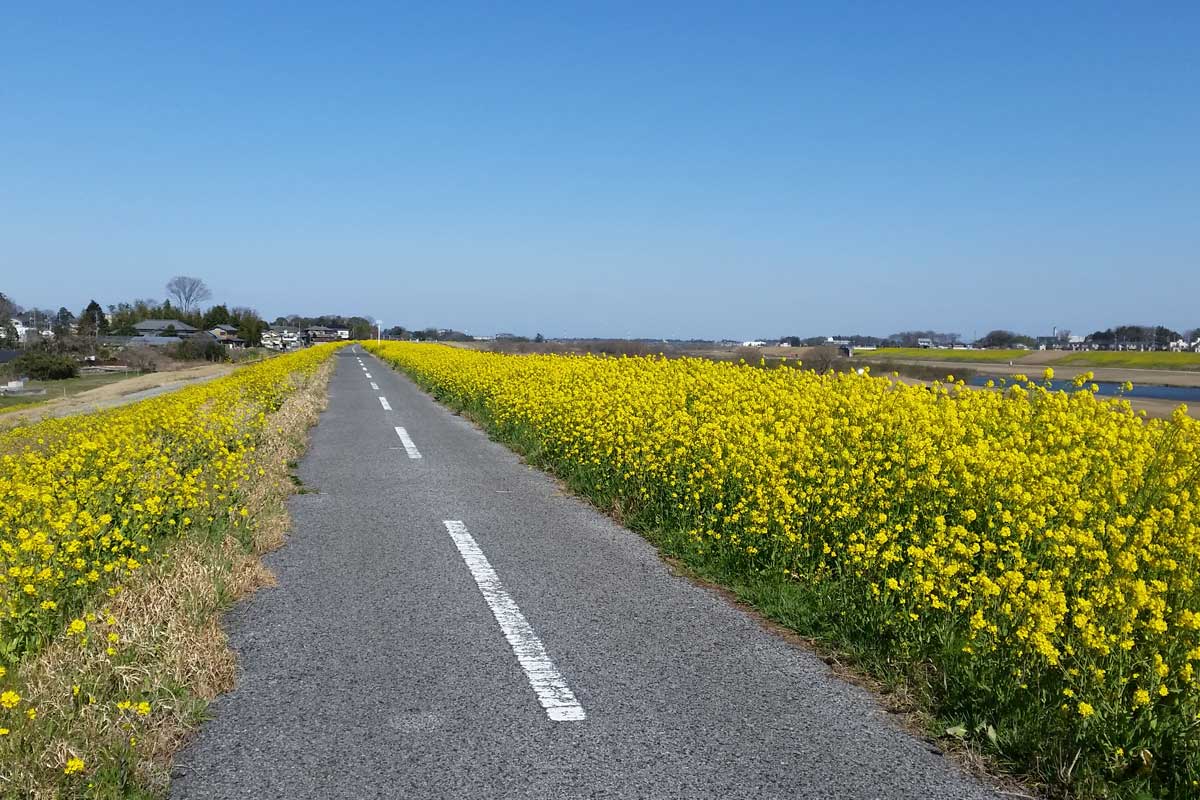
[379, 397, 392, 411]
[393, 426, 422, 459]
[442, 520, 585, 722]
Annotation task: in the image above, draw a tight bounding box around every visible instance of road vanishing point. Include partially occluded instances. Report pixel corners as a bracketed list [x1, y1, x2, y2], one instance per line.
[172, 346, 1001, 800]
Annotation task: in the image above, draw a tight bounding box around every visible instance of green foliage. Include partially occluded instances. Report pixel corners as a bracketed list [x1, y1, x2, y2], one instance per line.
[977, 330, 1037, 349]
[170, 337, 225, 362]
[202, 304, 232, 329]
[235, 314, 266, 346]
[52, 307, 75, 338]
[10, 352, 79, 380]
[108, 298, 199, 332]
[76, 300, 108, 336]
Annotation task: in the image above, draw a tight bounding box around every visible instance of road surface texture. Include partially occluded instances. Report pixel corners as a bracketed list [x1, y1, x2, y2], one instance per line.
[173, 347, 1000, 800]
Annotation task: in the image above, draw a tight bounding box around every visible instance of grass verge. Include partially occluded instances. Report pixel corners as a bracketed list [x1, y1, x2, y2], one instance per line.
[1052, 352, 1200, 370]
[869, 348, 1033, 362]
[0, 360, 333, 799]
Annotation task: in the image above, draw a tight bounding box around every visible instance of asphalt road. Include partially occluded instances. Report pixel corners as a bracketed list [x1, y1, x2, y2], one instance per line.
[172, 346, 1000, 799]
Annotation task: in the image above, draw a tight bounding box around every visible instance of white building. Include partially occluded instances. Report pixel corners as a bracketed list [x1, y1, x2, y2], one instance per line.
[741, 340, 766, 347]
[262, 327, 302, 351]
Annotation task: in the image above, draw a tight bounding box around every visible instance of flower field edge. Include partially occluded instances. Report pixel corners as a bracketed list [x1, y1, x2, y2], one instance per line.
[365, 341, 1200, 800]
[0, 345, 342, 797]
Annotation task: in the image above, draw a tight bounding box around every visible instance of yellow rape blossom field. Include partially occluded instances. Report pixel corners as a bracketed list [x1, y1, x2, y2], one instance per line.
[0, 343, 342, 797]
[367, 342, 1200, 799]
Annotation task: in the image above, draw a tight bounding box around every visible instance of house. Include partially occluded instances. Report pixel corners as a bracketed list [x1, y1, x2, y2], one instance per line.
[304, 326, 341, 344]
[263, 327, 302, 350]
[917, 338, 934, 348]
[133, 319, 198, 336]
[336, 328, 351, 340]
[10, 319, 28, 343]
[741, 340, 766, 347]
[209, 324, 247, 349]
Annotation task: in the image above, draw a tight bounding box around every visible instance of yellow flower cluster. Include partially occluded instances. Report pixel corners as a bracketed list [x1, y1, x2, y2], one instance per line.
[367, 342, 1200, 791]
[0, 344, 343, 663]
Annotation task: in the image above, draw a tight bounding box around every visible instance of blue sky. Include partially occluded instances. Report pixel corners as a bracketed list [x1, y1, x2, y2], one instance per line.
[2, 2, 1197, 339]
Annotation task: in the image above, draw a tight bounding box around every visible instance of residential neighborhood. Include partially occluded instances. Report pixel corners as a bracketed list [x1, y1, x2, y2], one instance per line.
[261, 327, 302, 351]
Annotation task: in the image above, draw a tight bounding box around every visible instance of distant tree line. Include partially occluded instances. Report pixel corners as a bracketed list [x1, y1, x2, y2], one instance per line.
[975, 330, 1037, 349]
[1084, 325, 1191, 350]
[1, 277, 270, 350]
[771, 325, 1199, 350]
[378, 326, 474, 342]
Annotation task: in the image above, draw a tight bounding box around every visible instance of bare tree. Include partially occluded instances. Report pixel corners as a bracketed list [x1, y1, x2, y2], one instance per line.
[165, 276, 212, 313]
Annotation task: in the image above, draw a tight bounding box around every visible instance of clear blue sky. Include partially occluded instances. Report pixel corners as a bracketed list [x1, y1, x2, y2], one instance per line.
[2, 2, 1197, 340]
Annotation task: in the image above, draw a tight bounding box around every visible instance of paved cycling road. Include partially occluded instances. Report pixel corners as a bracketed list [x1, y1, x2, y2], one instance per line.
[172, 346, 999, 800]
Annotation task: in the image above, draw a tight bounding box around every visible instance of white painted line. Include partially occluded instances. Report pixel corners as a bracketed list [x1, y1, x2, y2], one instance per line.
[393, 426, 422, 459]
[378, 397, 392, 411]
[365, 373, 372, 378]
[441, 520, 585, 722]
[370, 382, 379, 390]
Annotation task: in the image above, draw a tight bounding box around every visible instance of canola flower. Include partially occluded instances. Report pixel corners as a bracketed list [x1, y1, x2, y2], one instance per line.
[367, 342, 1200, 795]
[0, 344, 343, 663]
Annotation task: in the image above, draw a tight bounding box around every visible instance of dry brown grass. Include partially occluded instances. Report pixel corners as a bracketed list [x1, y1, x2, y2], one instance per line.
[0, 360, 332, 799]
[0, 363, 236, 430]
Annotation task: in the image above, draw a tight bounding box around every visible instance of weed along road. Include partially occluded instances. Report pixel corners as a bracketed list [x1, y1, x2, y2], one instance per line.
[172, 347, 999, 799]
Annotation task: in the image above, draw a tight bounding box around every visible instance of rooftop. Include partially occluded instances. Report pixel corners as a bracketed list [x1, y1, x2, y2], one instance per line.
[133, 319, 198, 333]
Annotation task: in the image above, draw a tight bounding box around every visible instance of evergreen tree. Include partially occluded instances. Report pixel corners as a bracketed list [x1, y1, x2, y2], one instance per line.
[202, 304, 232, 329]
[77, 300, 108, 336]
[52, 307, 76, 338]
